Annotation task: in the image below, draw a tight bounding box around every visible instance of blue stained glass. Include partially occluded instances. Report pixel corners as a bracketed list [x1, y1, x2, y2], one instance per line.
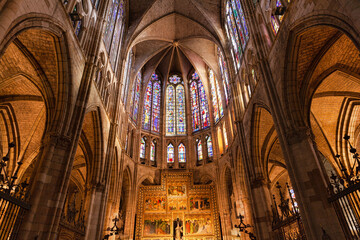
[131, 72, 141, 122]
[166, 85, 175, 135]
[198, 80, 210, 129]
[235, 0, 249, 39]
[218, 48, 231, 104]
[190, 81, 200, 131]
[176, 85, 186, 135]
[231, 0, 245, 47]
[207, 136, 213, 157]
[178, 143, 186, 163]
[169, 75, 181, 84]
[152, 80, 161, 132]
[140, 138, 146, 159]
[209, 69, 219, 122]
[142, 81, 152, 130]
[109, 0, 124, 68]
[216, 77, 224, 117]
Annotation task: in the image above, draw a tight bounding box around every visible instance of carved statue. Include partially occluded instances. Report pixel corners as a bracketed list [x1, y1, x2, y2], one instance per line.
[175, 220, 183, 240]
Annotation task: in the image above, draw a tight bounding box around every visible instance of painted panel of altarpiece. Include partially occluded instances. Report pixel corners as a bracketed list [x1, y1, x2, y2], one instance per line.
[135, 172, 220, 240]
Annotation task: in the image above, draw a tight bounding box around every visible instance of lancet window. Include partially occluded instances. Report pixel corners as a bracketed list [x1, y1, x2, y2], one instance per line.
[129, 72, 142, 123]
[140, 137, 146, 159]
[143, 74, 161, 133]
[167, 143, 174, 163]
[166, 75, 186, 135]
[103, 0, 125, 68]
[218, 48, 231, 104]
[208, 69, 224, 122]
[225, 0, 249, 71]
[190, 72, 210, 132]
[178, 143, 186, 163]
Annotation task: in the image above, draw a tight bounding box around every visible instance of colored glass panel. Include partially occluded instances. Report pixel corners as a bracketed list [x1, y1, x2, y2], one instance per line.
[167, 143, 174, 163]
[176, 85, 186, 135]
[166, 85, 175, 135]
[197, 140, 203, 161]
[271, 15, 280, 34]
[190, 81, 200, 131]
[218, 48, 231, 104]
[207, 136, 213, 157]
[109, 0, 124, 68]
[216, 77, 224, 117]
[209, 69, 219, 122]
[235, 0, 249, 39]
[122, 51, 132, 103]
[140, 138, 146, 159]
[226, 4, 241, 69]
[142, 81, 152, 130]
[131, 72, 142, 122]
[223, 126, 228, 149]
[231, 0, 245, 47]
[152, 80, 161, 132]
[104, 0, 120, 52]
[178, 143, 186, 163]
[169, 75, 181, 84]
[150, 141, 155, 162]
[198, 80, 210, 129]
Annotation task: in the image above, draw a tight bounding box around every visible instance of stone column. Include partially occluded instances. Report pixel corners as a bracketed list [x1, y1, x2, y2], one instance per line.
[85, 183, 107, 240]
[250, 178, 273, 240]
[18, 133, 74, 240]
[280, 128, 346, 239]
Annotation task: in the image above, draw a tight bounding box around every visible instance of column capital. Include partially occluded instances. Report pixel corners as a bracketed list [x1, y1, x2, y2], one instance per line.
[285, 126, 314, 146]
[43, 132, 72, 149]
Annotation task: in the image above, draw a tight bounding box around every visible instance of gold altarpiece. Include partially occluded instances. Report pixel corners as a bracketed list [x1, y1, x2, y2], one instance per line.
[135, 172, 221, 240]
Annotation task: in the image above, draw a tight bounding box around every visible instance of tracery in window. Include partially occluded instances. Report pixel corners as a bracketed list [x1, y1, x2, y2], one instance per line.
[208, 69, 224, 122]
[143, 73, 161, 133]
[103, 0, 125, 69]
[190, 72, 210, 132]
[178, 143, 186, 163]
[225, 0, 249, 71]
[206, 136, 213, 158]
[166, 75, 186, 135]
[129, 72, 142, 122]
[167, 143, 174, 163]
[150, 141, 156, 162]
[197, 140, 203, 162]
[140, 138, 146, 159]
[218, 48, 231, 104]
[71, 5, 82, 37]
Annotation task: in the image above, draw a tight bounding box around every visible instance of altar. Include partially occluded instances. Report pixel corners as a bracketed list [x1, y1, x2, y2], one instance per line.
[135, 172, 221, 240]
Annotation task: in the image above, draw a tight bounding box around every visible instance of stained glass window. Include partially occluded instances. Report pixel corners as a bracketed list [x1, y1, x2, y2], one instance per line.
[208, 69, 224, 122]
[218, 48, 231, 104]
[166, 85, 175, 135]
[103, 0, 125, 69]
[223, 125, 228, 149]
[142, 74, 161, 132]
[176, 85, 186, 135]
[167, 143, 174, 163]
[252, 69, 257, 84]
[271, 15, 280, 34]
[122, 51, 133, 103]
[129, 72, 142, 122]
[143, 81, 152, 130]
[190, 72, 210, 132]
[152, 78, 161, 132]
[178, 143, 186, 163]
[166, 75, 186, 135]
[197, 140, 203, 161]
[150, 141, 155, 162]
[206, 136, 213, 157]
[225, 0, 249, 71]
[140, 138, 146, 159]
